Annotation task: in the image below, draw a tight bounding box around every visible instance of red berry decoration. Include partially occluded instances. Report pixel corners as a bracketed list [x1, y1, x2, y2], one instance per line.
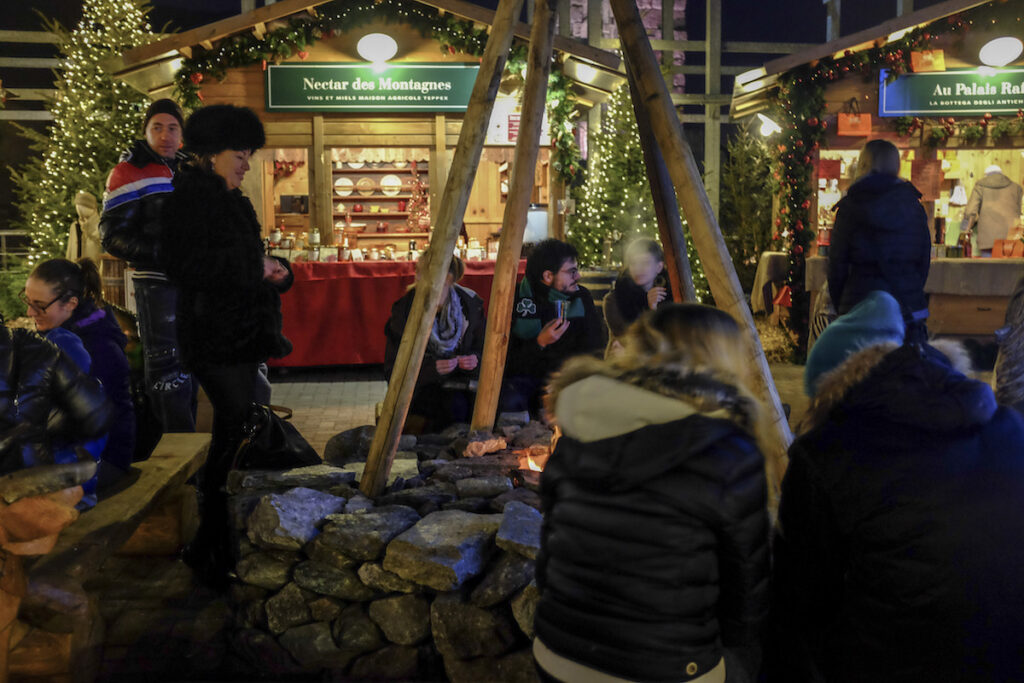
[298, 50, 309, 60]
[773, 233, 781, 241]
[775, 218, 783, 227]
[983, 112, 993, 120]
[804, 155, 811, 164]
[448, 45, 456, 55]
[795, 219, 805, 231]
[190, 72, 203, 84]
[821, 120, 828, 130]
[801, 200, 811, 210]
[807, 117, 819, 127]
[794, 245, 804, 255]
[261, 59, 267, 71]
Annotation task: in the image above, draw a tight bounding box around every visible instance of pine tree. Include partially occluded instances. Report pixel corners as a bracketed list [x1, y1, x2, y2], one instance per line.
[10, 0, 155, 264]
[567, 84, 708, 300]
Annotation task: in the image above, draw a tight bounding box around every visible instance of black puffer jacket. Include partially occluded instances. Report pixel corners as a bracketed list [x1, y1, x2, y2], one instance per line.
[829, 173, 931, 315]
[772, 342, 1024, 682]
[0, 327, 113, 474]
[99, 140, 186, 271]
[604, 268, 673, 341]
[160, 163, 293, 367]
[536, 360, 769, 681]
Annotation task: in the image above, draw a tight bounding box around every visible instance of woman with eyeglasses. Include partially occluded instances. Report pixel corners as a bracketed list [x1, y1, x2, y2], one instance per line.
[23, 257, 135, 502]
[160, 105, 293, 589]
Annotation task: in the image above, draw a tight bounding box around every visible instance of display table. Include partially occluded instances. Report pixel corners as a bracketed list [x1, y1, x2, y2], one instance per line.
[270, 259, 525, 367]
[805, 255, 1024, 335]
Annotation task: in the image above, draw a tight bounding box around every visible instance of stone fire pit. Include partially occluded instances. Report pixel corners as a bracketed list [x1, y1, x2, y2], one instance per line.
[225, 419, 552, 681]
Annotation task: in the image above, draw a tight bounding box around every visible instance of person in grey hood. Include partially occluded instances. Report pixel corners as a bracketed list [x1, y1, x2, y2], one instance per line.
[961, 164, 1023, 256]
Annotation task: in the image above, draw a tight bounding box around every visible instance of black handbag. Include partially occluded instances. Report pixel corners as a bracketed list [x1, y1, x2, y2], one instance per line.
[230, 404, 321, 471]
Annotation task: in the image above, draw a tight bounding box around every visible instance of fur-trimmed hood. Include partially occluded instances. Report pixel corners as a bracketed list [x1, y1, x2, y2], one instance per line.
[801, 339, 995, 434]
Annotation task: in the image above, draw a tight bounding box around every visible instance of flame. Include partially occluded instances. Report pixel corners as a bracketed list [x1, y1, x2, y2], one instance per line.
[526, 455, 543, 472]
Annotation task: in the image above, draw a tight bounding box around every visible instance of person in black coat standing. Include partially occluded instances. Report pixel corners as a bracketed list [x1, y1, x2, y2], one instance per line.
[603, 237, 673, 356]
[384, 257, 485, 433]
[828, 139, 931, 324]
[535, 304, 770, 683]
[160, 105, 293, 588]
[771, 338, 1024, 682]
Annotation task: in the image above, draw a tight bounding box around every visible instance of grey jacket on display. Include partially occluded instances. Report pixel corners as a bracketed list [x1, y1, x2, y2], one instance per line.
[961, 171, 1023, 250]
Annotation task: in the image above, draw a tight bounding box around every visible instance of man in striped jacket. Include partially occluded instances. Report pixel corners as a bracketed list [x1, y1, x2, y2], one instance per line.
[100, 99, 195, 447]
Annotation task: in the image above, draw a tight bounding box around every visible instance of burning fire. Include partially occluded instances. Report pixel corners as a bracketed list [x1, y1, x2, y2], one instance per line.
[526, 455, 543, 472]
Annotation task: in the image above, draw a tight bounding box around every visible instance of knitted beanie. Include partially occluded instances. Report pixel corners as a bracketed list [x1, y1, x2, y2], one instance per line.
[183, 105, 265, 156]
[143, 98, 185, 131]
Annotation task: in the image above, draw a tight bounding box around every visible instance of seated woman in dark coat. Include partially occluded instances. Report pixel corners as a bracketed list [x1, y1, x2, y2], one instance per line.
[384, 256, 485, 433]
[603, 237, 673, 356]
[828, 139, 931, 324]
[535, 304, 770, 683]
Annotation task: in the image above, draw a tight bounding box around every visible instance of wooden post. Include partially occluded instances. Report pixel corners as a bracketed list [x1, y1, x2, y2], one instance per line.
[704, 0, 722, 217]
[311, 115, 331, 245]
[471, 0, 558, 432]
[609, 0, 793, 494]
[360, 0, 526, 497]
[624, 56, 696, 303]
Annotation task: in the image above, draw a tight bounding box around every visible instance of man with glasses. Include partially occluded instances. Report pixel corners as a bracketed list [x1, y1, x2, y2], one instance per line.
[99, 99, 195, 447]
[502, 238, 606, 417]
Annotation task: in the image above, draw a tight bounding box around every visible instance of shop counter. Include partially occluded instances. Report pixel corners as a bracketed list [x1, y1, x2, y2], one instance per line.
[270, 259, 525, 367]
[805, 256, 1024, 336]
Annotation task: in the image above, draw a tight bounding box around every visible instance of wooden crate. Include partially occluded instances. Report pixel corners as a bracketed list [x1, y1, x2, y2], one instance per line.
[928, 294, 1009, 336]
[99, 255, 127, 308]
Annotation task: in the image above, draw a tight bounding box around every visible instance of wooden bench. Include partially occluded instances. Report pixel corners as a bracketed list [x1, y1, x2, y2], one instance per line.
[8, 433, 209, 683]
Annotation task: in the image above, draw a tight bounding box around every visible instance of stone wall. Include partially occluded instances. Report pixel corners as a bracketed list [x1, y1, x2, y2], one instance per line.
[226, 423, 550, 682]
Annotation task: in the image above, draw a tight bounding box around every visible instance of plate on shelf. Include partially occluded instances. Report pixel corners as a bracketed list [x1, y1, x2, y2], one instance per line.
[380, 174, 402, 196]
[356, 177, 376, 196]
[393, 161, 408, 169]
[334, 177, 354, 197]
[348, 161, 365, 169]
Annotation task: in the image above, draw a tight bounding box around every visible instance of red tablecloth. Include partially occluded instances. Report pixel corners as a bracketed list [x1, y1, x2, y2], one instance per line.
[269, 259, 525, 367]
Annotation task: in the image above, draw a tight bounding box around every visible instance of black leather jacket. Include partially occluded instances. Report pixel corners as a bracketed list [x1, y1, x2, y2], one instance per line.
[99, 140, 186, 271]
[0, 327, 114, 474]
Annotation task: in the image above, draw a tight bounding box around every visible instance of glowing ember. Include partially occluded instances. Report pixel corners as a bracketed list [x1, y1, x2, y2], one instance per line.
[526, 455, 543, 472]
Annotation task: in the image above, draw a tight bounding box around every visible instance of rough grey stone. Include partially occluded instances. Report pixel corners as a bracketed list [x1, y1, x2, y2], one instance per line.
[308, 596, 345, 622]
[349, 644, 420, 681]
[320, 505, 421, 561]
[383, 510, 502, 591]
[368, 594, 431, 645]
[496, 411, 531, 428]
[231, 628, 303, 675]
[456, 475, 513, 499]
[490, 488, 542, 512]
[444, 648, 539, 683]
[293, 561, 376, 601]
[440, 423, 471, 440]
[235, 599, 267, 630]
[305, 532, 359, 570]
[229, 583, 269, 604]
[265, 582, 311, 634]
[357, 562, 418, 594]
[499, 425, 522, 440]
[344, 494, 375, 513]
[332, 603, 384, 655]
[511, 422, 553, 449]
[430, 592, 519, 659]
[225, 464, 351, 495]
[324, 426, 416, 465]
[496, 501, 543, 559]
[235, 552, 295, 590]
[247, 487, 346, 551]
[377, 482, 457, 509]
[442, 497, 492, 513]
[470, 553, 535, 608]
[279, 622, 354, 670]
[510, 580, 539, 638]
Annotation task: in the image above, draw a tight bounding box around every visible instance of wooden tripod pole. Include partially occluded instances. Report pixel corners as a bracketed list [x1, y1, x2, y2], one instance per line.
[609, 0, 792, 493]
[471, 0, 558, 432]
[624, 55, 696, 303]
[360, 0, 526, 497]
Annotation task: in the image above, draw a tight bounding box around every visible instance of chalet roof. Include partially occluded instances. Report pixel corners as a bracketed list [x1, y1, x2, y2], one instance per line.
[729, 0, 993, 118]
[107, 0, 624, 107]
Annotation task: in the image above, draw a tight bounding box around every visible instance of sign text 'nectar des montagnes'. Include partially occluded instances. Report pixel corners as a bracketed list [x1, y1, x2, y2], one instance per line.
[266, 63, 479, 112]
[879, 67, 1024, 117]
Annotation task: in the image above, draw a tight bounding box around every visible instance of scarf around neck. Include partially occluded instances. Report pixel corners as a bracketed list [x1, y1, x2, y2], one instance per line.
[428, 286, 468, 357]
[512, 278, 585, 340]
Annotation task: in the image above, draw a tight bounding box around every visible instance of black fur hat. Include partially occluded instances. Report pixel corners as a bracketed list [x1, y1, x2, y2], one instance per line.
[183, 104, 265, 155]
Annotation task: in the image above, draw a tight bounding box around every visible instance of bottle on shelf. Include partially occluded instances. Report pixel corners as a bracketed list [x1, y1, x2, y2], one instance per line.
[340, 236, 351, 262]
[408, 240, 419, 262]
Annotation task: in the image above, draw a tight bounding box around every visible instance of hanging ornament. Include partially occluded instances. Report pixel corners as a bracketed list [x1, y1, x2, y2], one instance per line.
[298, 50, 309, 60]
[261, 59, 268, 71]
[190, 72, 204, 84]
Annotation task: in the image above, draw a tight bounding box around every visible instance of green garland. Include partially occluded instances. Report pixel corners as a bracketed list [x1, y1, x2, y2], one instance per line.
[763, 7, 1016, 351]
[173, 0, 580, 184]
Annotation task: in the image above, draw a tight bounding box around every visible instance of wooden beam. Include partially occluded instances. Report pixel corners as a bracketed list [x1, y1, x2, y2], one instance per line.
[595, 37, 817, 54]
[0, 111, 53, 121]
[252, 22, 266, 40]
[360, 0, 525, 497]
[625, 56, 696, 303]
[311, 115, 331, 245]
[0, 58, 59, 69]
[178, 46, 192, 58]
[0, 30, 59, 44]
[121, 0, 334, 65]
[609, 0, 792, 497]
[4, 89, 56, 101]
[472, 0, 557, 432]
[704, 0, 722, 217]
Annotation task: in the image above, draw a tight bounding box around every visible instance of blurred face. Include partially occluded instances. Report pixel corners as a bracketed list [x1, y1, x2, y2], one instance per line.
[543, 258, 580, 294]
[627, 250, 664, 290]
[23, 276, 77, 332]
[144, 113, 182, 160]
[211, 149, 252, 190]
[436, 275, 455, 314]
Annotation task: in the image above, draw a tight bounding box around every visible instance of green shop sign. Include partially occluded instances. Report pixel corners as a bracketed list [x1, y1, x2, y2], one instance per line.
[879, 67, 1024, 117]
[265, 62, 479, 112]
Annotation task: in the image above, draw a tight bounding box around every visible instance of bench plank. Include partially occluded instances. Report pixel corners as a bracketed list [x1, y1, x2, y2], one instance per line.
[28, 433, 209, 582]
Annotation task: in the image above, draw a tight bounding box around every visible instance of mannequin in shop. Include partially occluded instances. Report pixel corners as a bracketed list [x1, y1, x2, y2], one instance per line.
[66, 191, 103, 262]
[961, 165, 1024, 257]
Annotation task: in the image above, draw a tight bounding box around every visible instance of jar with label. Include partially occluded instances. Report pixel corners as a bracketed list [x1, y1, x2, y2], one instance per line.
[408, 240, 418, 262]
[280, 235, 293, 249]
[369, 247, 380, 261]
[269, 226, 282, 247]
[309, 230, 321, 246]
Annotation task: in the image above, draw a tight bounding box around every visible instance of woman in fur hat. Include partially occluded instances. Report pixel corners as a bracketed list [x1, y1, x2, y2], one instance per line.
[534, 304, 770, 683]
[770, 334, 1024, 681]
[160, 104, 293, 587]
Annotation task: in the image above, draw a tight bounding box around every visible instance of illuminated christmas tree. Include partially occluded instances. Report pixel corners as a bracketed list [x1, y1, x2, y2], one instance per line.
[567, 84, 708, 300]
[10, 0, 155, 263]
